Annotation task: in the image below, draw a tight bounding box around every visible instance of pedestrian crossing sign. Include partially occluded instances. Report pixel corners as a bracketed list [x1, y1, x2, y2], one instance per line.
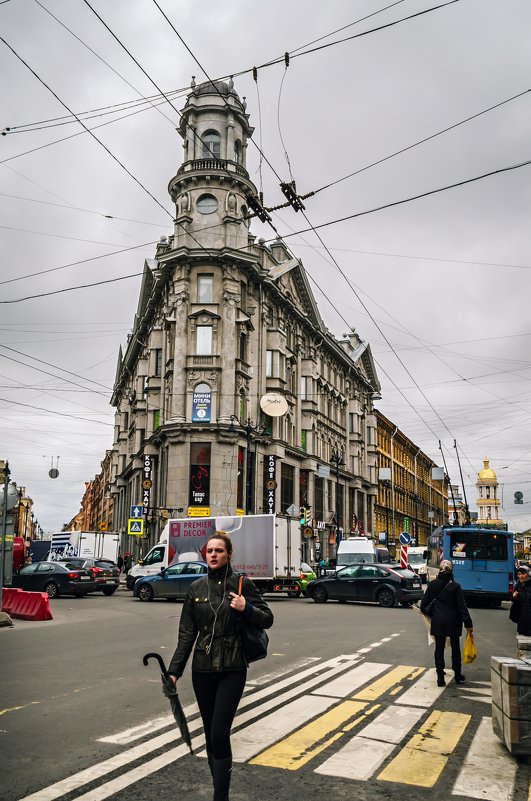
[128, 518, 144, 536]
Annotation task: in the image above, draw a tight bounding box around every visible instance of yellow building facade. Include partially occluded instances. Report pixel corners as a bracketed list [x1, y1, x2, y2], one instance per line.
[475, 457, 504, 526]
[375, 411, 448, 553]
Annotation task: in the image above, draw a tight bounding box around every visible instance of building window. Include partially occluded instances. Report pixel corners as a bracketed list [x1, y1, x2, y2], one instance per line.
[280, 463, 295, 513]
[266, 350, 273, 377]
[153, 409, 161, 429]
[314, 475, 324, 521]
[189, 442, 211, 507]
[239, 332, 247, 363]
[234, 139, 242, 164]
[154, 349, 162, 377]
[327, 480, 333, 512]
[202, 130, 221, 159]
[301, 430, 307, 451]
[197, 275, 213, 303]
[196, 194, 218, 215]
[301, 376, 308, 400]
[196, 326, 212, 354]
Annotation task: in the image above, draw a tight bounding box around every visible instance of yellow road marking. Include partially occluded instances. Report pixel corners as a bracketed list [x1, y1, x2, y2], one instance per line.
[378, 710, 470, 787]
[352, 666, 422, 701]
[251, 665, 426, 771]
[0, 700, 40, 716]
[250, 700, 372, 769]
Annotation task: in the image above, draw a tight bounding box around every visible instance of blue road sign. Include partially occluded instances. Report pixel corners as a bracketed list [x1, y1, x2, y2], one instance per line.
[130, 505, 143, 519]
[399, 531, 411, 545]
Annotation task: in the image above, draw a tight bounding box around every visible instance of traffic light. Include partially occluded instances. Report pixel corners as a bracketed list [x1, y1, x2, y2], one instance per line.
[299, 505, 311, 526]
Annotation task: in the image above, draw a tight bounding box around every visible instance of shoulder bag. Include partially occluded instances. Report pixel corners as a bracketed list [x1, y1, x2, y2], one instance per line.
[424, 581, 452, 618]
[236, 575, 269, 663]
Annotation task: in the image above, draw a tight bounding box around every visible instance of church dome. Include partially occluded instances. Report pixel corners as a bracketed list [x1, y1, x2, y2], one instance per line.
[195, 79, 238, 98]
[478, 457, 497, 481]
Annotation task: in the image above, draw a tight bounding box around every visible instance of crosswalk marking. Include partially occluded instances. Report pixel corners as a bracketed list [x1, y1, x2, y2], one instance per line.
[250, 700, 373, 769]
[453, 717, 516, 801]
[395, 668, 446, 707]
[315, 704, 425, 781]
[310, 661, 389, 698]
[352, 665, 423, 701]
[378, 710, 471, 787]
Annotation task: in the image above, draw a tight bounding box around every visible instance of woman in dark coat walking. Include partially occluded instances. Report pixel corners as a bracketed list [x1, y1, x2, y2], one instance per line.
[510, 565, 531, 634]
[168, 531, 273, 801]
[420, 559, 473, 686]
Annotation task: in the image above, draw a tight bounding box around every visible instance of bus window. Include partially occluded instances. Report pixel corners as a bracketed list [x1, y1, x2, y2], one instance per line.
[485, 534, 507, 561]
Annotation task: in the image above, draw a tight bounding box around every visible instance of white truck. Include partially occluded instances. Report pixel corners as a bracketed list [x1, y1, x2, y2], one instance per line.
[406, 546, 429, 582]
[126, 514, 305, 596]
[336, 536, 377, 567]
[47, 531, 120, 563]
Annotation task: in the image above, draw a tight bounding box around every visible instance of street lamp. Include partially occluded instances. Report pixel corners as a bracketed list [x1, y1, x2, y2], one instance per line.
[330, 449, 345, 547]
[229, 416, 267, 515]
[378, 467, 392, 549]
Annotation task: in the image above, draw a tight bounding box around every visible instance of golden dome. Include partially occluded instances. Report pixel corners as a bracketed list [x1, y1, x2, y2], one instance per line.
[478, 457, 497, 481]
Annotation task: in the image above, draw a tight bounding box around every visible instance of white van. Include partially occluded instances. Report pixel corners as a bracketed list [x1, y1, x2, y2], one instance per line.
[406, 546, 428, 583]
[336, 537, 376, 567]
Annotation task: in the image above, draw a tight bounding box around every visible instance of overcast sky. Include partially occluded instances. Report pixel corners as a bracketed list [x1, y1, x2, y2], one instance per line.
[1, 0, 530, 534]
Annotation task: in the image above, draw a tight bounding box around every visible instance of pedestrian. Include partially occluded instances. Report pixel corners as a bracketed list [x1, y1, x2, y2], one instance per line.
[420, 559, 473, 687]
[318, 557, 325, 577]
[510, 565, 531, 635]
[117, 553, 124, 572]
[168, 531, 273, 801]
[123, 553, 132, 573]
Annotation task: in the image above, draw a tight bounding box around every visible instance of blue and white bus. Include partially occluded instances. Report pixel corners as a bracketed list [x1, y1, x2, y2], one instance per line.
[427, 525, 514, 605]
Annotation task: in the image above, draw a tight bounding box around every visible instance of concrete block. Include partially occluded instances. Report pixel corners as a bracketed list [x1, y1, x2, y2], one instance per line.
[492, 700, 531, 754]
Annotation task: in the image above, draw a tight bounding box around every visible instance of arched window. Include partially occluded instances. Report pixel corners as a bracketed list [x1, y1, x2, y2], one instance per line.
[234, 139, 242, 164]
[202, 130, 221, 159]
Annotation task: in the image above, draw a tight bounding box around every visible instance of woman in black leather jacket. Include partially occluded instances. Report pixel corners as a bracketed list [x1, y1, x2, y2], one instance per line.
[169, 531, 273, 801]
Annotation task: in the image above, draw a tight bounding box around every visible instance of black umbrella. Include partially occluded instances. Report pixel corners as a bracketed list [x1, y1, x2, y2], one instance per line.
[143, 652, 193, 754]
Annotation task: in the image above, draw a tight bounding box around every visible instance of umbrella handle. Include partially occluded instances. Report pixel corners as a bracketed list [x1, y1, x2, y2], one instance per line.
[143, 652, 168, 675]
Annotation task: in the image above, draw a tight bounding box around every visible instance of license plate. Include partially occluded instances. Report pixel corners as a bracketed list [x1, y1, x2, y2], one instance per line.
[80, 576, 90, 581]
[413, 582, 421, 587]
[106, 579, 117, 583]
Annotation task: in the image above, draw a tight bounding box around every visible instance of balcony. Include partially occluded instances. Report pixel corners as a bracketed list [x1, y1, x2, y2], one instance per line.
[186, 354, 221, 370]
[176, 159, 248, 178]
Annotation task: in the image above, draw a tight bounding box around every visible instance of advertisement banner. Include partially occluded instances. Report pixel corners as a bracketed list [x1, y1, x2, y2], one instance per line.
[192, 390, 211, 422]
[167, 514, 275, 577]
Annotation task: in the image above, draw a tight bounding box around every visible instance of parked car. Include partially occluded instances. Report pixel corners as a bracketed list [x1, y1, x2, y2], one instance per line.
[133, 561, 208, 601]
[287, 562, 317, 597]
[11, 561, 97, 598]
[58, 558, 120, 595]
[305, 563, 423, 607]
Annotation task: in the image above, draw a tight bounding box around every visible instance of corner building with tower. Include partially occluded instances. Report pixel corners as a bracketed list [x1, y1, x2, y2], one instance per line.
[109, 79, 381, 561]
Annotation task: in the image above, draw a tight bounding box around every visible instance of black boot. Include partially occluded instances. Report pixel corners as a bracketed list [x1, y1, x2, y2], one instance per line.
[437, 671, 445, 687]
[207, 752, 214, 778]
[454, 672, 466, 683]
[212, 756, 232, 801]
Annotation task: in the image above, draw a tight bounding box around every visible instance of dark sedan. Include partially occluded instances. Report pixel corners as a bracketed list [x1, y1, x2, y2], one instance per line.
[58, 558, 120, 595]
[12, 561, 97, 598]
[306, 563, 423, 607]
[133, 561, 207, 601]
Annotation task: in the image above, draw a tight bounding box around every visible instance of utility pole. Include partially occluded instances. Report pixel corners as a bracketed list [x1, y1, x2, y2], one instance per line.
[331, 449, 345, 550]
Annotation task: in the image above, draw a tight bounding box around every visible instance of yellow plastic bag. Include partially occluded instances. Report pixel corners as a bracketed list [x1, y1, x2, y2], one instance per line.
[463, 629, 477, 664]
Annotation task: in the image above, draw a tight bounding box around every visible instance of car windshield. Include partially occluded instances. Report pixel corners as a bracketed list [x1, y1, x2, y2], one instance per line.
[408, 553, 425, 565]
[337, 553, 376, 565]
[62, 562, 84, 570]
[389, 566, 417, 578]
[301, 562, 313, 573]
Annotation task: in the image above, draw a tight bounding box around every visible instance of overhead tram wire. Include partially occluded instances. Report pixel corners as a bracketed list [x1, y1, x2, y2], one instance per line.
[4, 153, 531, 301]
[0, 193, 168, 228]
[311, 88, 531, 197]
[3, 0, 440, 137]
[0, 38, 226, 261]
[0, 396, 114, 427]
[0, 344, 114, 392]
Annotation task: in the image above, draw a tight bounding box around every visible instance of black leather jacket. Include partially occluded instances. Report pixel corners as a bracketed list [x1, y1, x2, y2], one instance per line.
[168, 564, 273, 677]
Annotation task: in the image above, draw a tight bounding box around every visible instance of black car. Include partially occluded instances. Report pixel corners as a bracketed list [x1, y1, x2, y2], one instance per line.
[58, 558, 120, 595]
[12, 561, 97, 598]
[306, 562, 423, 607]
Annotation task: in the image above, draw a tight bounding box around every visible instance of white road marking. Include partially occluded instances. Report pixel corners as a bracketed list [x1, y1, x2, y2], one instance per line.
[18, 654, 361, 801]
[315, 704, 425, 780]
[459, 695, 491, 704]
[97, 706, 197, 745]
[311, 662, 390, 698]
[460, 686, 492, 696]
[453, 717, 517, 801]
[246, 656, 321, 686]
[394, 669, 446, 707]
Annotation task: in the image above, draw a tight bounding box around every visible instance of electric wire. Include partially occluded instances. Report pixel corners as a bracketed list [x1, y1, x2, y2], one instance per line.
[0, 396, 113, 426]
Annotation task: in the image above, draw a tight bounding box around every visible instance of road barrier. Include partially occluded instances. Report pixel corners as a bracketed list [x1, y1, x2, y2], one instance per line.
[1, 588, 53, 621]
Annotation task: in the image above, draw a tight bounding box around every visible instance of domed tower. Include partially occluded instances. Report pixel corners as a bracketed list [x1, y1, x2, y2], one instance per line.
[168, 78, 256, 250]
[476, 457, 504, 526]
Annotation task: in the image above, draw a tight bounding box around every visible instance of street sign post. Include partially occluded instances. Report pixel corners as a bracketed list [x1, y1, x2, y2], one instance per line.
[128, 518, 144, 537]
[130, 505, 143, 519]
[399, 531, 410, 568]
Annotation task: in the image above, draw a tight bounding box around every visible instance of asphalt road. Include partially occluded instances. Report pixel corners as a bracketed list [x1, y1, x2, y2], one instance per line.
[0, 590, 526, 801]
